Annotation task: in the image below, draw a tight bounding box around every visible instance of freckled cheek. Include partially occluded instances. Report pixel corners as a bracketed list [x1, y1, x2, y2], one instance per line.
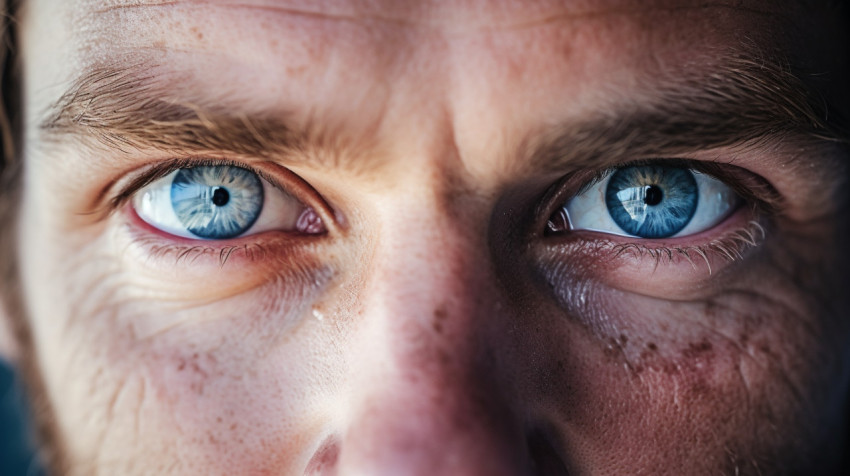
[140, 341, 325, 468]
[526, 281, 834, 466]
[62, 270, 344, 471]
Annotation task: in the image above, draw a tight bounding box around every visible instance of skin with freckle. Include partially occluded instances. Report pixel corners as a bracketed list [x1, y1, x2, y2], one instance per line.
[0, 0, 849, 475]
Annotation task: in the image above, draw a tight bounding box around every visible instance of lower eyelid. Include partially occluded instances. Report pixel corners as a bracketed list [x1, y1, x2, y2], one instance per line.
[118, 204, 334, 291]
[592, 206, 761, 251]
[126, 202, 310, 252]
[537, 207, 767, 291]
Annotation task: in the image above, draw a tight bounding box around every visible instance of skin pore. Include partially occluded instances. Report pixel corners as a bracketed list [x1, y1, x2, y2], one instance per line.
[2, 0, 850, 474]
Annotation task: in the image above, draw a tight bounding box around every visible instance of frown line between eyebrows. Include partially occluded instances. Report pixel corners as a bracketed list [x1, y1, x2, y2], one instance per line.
[39, 50, 845, 177]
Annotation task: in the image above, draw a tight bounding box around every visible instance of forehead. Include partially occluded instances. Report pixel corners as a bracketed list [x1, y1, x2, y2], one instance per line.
[22, 1, 796, 112]
[23, 0, 799, 86]
[19, 0, 822, 183]
[33, 0, 795, 76]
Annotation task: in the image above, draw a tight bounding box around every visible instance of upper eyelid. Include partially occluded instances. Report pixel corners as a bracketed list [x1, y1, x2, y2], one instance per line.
[584, 158, 780, 212]
[109, 157, 294, 212]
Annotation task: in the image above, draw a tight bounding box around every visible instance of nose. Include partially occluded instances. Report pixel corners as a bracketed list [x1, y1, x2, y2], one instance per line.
[314, 192, 567, 476]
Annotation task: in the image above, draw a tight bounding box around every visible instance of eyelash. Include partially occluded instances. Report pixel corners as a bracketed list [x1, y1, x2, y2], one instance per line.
[555, 158, 780, 213]
[539, 159, 778, 267]
[596, 218, 766, 270]
[111, 156, 776, 271]
[107, 156, 335, 268]
[129, 231, 301, 267]
[109, 157, 286, 212]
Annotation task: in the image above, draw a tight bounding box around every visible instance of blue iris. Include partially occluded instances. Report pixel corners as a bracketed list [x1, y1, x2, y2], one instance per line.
[170, 165, 264, 239]
[605, 165, 698, 238]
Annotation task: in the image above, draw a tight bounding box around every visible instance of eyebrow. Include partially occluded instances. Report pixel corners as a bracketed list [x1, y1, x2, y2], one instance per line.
[526, 53, 846, 172]
[39, 62, 326, 163]
[40, 51, 846, 175]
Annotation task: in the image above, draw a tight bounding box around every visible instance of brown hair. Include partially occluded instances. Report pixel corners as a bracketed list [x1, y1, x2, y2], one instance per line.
[0, 0, 22, 348]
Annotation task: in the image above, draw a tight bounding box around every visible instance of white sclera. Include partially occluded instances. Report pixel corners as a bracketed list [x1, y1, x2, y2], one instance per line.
[565, 170, 740, 239]
[133, 168, 308, 240]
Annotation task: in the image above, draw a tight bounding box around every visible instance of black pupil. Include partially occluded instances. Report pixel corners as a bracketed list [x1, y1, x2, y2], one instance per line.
[644, 185, 663, 206]
[211, 187, 230, 207]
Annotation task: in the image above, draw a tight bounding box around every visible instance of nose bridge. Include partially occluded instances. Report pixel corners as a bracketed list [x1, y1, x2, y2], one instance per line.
[335, 188, 528, 475]
[361, 182, 495, 376]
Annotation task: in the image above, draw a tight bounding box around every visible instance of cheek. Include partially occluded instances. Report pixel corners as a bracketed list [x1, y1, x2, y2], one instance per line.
[32, 246, 341, 473]
[137, 324, 327, 471]
[521, 263, 846, 472]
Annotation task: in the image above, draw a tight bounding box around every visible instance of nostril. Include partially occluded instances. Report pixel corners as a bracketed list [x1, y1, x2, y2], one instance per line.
[527, 429, 570, 476]
[304, 436, 340, 476]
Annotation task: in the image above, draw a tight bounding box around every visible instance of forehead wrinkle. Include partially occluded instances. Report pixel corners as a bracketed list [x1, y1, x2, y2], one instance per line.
[41, 0, 845, 180]
[89, 0, 418, 28]
[81, 0, 792, 34]
[486, 2, 785, 32]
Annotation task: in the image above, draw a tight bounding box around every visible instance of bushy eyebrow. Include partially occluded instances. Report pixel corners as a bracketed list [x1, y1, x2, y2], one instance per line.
[39, 62, 320, 163]
[526, 53, 847, 172]
[39, 50, 846, 175]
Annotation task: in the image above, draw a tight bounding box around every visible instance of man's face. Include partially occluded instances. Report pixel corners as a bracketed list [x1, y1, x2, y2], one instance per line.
[10, 0, 850, 474]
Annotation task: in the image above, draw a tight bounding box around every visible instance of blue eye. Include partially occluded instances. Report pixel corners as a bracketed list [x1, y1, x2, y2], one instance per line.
[133, 164, 320, 240]
[605, 165, 697, 238]
[556, 164, 740, 239]
[170, 166, 263, 239]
